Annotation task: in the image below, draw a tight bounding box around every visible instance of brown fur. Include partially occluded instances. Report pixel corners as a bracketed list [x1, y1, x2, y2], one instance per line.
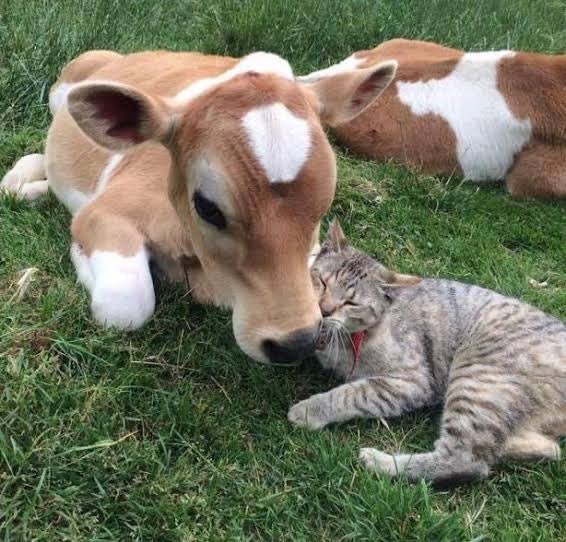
[333, 39, 462, 175]
[5, 48, 395, 362]
[326, 39, 566, 198]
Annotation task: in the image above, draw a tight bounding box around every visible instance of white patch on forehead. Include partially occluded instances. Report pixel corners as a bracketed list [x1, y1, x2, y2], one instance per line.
[397, 50, 532, 181]
[297, 54, 365, 83]
[242, 102, 311, 183]
[173, 52, 294, 105]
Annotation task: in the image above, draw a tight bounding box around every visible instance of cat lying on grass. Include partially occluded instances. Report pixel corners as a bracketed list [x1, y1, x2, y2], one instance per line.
[289, 221, 565, 487]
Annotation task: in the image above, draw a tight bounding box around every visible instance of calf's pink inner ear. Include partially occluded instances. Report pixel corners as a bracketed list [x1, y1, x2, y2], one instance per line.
[307, 60, 397, 126]
[351, 62, 397, 110]
[68, 83, 172, 150]
[87, 90, 145, 143]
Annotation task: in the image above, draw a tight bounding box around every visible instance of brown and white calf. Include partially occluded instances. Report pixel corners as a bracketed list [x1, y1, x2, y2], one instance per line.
[1, 49, 396, 363]
[300, 39, 566, 199]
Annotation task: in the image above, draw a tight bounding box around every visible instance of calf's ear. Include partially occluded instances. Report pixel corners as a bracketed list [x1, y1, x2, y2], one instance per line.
[67, 82, 175, 151]
[301, 60, 397, 126]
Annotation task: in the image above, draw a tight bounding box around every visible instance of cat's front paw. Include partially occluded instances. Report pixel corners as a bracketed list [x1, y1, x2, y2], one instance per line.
[359, 448, 397, 475]
[288, 397, 329, 430]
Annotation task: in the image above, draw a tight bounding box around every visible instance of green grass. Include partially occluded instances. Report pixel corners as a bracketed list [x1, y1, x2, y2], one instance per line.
[1, 0, 565, 539]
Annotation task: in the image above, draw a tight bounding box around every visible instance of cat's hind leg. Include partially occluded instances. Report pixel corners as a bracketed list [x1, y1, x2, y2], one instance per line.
[359, 447, 489, 487]
[503, 430, 561, 461]
[360, 352, 534, 486]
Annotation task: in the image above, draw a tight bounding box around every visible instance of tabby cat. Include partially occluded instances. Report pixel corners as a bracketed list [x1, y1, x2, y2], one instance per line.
[288, 220, 565, 486]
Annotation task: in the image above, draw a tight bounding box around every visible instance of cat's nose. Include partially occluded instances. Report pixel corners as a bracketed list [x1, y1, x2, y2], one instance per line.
[320, 300, 337, 317]
[262, 326, 319, 364]
[321, 307, 333, 317]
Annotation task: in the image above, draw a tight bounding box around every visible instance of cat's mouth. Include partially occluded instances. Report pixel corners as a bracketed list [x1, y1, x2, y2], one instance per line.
[315, 321, 367, 352]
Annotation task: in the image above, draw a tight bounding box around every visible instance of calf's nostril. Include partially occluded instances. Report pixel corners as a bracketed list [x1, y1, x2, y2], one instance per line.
[262, 328, 318, 364]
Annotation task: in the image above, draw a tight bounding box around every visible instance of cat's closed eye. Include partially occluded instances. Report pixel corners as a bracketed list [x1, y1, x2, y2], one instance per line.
[311, 271, 327, 293]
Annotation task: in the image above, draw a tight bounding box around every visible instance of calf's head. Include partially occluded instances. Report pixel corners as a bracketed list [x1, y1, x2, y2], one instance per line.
[67, 53, 396, 363]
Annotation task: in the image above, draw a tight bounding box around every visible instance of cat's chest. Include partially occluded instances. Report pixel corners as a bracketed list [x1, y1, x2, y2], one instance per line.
[318, 335, 393, 381]
[350, 340, 395, 380]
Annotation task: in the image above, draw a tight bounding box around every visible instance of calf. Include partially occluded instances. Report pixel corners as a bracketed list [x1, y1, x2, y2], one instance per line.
[1, 49, 396, 363]
[300, 39, 566, 199]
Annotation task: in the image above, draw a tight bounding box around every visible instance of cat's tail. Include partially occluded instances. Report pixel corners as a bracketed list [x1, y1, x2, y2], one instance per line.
[360, 447, 489, 488]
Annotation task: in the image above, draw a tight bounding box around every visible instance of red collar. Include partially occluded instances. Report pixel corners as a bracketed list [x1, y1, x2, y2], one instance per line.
[349, 330, 368, 377]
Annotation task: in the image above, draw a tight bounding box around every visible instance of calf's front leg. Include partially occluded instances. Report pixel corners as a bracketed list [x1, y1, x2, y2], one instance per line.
[71, 208, 155, 330]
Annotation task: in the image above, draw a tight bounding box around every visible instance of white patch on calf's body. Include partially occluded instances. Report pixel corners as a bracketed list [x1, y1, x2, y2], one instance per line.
[297, 54, 365, 83]
[71, 243, 155, 329]
[48, 153, 123, 215]
[174, 52, 293, 105]
[242, 103, 311, 183]
[96, 153, 123, 193]
[50, 183, 92, 215]
[396, 50, 532, 181]
[235, 52, 293, 80]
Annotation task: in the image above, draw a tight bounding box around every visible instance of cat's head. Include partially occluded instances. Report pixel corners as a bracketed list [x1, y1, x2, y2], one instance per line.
[311, 220, 421, 336]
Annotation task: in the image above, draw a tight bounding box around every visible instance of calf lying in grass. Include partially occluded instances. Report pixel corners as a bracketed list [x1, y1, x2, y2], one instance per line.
[289, 221, 566, 487]
[300, 39, 566, 199]
[0, 48, 396, 364]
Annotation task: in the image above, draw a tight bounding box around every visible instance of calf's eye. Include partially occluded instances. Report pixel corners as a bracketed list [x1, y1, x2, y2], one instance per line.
[193, 190, 227, 230]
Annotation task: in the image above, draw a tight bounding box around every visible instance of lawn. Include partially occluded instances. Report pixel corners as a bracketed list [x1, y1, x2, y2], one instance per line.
[1, 0, 565, 539]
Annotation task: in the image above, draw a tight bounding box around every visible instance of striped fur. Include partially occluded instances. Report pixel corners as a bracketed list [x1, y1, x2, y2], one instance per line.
[288, 222, 565, 486]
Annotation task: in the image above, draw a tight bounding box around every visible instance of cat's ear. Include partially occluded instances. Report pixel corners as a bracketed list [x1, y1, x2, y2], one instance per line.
[384, 270, 422, 286]
[378, 266, 421, 289]
[325, 219, 350, 252]
[379, 269, 421, 303]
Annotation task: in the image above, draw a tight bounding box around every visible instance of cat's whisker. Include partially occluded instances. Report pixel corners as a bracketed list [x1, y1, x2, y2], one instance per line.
[330, 324, 341, 371]
[327, 319, 345, 371]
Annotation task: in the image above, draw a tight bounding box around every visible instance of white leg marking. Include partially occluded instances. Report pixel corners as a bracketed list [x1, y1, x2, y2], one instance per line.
[70, 243, 95, 291]
[71, 243, 155, 329]
[297, 54, 364, 83]
[173, 52, 294, 105]
[1, 154, 48, 201]
[397, 51, 532, 181]
[2, 154, 46, 187]
[17, 180, 49, 201]
[242, 103, 311, 183]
